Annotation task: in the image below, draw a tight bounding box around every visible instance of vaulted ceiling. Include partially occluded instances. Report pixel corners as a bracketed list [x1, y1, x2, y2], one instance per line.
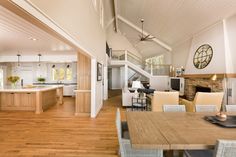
[106, 0, 236, 58]
[0, 5, 75, 56]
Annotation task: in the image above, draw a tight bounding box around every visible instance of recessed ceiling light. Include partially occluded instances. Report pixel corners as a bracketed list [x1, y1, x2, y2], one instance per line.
[28, 37, 38, 41]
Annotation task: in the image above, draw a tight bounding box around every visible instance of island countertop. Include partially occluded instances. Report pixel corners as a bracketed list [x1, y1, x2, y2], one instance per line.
[0, 85, 64, 114]
[0, 85, 64, 92]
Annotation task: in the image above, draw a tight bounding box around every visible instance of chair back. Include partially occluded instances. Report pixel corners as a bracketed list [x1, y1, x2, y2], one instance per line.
[193, 92, 224, 112]
[195, 105, 217, 112]
[116, 108, 125, 156]
[225, 105, 236, 112]
[163, 105, 186, 112]
[214, 139, 236, 157]
[152, 91, 179, 112]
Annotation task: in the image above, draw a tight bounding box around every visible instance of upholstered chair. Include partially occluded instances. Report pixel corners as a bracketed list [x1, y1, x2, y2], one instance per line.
[151, 91, 179, 112]
[181, 92, 224, 112]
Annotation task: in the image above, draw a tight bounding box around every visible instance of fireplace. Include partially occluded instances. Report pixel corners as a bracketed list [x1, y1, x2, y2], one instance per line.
[184, 78, 223, 101]
[195, 86, 211, 93]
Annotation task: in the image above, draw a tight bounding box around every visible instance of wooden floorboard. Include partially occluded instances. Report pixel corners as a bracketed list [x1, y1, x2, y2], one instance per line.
[0, 96, 124, 157]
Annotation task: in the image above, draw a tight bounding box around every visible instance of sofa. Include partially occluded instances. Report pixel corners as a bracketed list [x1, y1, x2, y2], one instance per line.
[122, 88, 136, 107]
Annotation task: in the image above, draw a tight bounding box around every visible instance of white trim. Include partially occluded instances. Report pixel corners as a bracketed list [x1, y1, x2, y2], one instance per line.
[91, 59, 96, 118]
[11, 0, 94, 58]
[113, 0, 118, 32]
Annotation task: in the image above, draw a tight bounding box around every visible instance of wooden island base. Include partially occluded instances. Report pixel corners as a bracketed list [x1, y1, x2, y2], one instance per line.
[0, 86, 63, 114]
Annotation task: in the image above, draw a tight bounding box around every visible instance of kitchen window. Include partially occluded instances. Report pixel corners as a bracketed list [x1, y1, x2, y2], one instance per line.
[51, 65, 72, 81]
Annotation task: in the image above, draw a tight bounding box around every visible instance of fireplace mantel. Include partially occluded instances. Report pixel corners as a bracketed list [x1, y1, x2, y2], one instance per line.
[183, 73, 236, 79]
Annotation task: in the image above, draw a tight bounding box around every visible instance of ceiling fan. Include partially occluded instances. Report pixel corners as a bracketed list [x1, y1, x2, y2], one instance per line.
[139, 19, 155, 41]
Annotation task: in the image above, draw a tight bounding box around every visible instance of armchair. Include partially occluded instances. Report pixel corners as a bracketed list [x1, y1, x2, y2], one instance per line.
[152, 91, 179, 112]
[181, 92, 224, 112]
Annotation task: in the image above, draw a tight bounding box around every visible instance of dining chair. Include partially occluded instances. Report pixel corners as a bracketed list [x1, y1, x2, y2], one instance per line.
[116, 108, 163, 157]
[184, 139, 236, 157]
[152, 91, 179, 112]
[195, 105, 218, 112]
[163, 105, 186, 112]
[225, 105, 236, 112]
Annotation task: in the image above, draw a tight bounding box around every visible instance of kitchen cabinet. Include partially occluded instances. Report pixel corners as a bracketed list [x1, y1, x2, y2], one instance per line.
[0, 92, 36, 110]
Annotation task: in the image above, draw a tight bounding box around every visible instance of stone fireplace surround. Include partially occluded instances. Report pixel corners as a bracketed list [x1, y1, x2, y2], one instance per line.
[184, 77, 223, 101]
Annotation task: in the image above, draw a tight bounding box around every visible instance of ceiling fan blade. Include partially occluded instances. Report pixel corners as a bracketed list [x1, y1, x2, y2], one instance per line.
[143, 34, 151, 39]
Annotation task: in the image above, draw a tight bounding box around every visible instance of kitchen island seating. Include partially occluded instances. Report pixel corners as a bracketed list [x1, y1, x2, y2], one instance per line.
[152, 91, 179, 112]
[116, 108, 163, 157]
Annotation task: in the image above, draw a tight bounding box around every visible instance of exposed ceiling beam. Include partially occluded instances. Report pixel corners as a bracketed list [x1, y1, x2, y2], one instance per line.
[117, 15, 172, 51]
[113, 0, 118, 32]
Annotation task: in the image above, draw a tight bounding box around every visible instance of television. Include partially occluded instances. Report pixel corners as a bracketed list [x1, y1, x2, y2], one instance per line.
[169, 77, 185, 96]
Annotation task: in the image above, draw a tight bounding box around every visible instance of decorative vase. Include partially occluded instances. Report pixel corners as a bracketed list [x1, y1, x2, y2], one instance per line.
[11, 82, 17, 88]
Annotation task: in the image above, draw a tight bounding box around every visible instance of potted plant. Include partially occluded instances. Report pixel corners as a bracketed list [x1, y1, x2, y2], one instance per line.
[7, 76, 20, 88]
[37, 77, 46, 84]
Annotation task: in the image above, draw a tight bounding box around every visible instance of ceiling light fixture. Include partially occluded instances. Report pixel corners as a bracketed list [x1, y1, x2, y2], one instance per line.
[28, 37, 38, 41]
[17, 54, 21, 66]
[38, 54, 42, 66]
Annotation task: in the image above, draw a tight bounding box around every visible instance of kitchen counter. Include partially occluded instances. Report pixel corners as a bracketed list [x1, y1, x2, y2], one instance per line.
[0, 85, 64, 92]
[0, 85, 63, 114]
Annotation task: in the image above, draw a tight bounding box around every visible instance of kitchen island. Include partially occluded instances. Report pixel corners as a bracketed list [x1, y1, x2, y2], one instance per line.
[0, 85, 63, 114]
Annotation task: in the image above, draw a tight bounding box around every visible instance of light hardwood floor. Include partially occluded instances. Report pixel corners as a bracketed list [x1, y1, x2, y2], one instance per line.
[0, 96, 124, 157]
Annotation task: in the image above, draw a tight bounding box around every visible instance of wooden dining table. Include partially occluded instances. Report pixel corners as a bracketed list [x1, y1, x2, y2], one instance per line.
[126, 112, 236, 152]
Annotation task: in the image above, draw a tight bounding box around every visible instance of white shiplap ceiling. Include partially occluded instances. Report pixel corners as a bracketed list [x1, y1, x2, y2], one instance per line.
[114, 0, 236, 57]
[0, 5, 75, 56]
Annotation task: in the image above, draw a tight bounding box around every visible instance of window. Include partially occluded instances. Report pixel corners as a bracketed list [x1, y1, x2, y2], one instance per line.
[0, 68, 3, 87]
[51, 65, 72, 81]
[66, 68, 72, 81]
[145, 55, 164, 65]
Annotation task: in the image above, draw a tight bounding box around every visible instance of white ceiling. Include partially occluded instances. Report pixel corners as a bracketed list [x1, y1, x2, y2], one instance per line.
[113, 0, 236, 57]
[0, 5, 75, 56]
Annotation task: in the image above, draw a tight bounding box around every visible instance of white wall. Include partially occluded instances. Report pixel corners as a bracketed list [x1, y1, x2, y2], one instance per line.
[27, 0, 107, 118]
[224, 15, 236, 73]
[106, 25, 142, 58]
[172, 39, 192, 68]
[111, 67, 121, 89]
[150, 76, 169, 91]
[185, 22, 226, 74]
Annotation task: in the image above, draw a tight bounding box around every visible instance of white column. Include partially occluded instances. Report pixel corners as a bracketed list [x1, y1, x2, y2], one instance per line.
[91, 59, 96, 118]
[124, 64, 128, 88]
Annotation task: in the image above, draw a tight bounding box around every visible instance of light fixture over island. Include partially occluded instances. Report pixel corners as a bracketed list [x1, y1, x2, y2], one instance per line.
[0, 85, 63, 114]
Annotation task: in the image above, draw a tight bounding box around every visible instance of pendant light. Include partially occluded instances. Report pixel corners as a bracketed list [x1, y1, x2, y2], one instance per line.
[38, 54, 42, 66]
[17, 54, 21, 66]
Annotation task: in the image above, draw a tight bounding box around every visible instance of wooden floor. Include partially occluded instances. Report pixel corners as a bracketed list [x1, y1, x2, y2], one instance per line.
[0, 96, 124, 157]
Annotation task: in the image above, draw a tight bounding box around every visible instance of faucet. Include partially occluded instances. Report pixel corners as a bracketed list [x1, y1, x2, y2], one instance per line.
[21, 79, 23, 87]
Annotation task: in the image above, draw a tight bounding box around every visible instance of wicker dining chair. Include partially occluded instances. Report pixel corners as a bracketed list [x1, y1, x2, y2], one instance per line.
[163, 105, 186, 112]
[195, 105, 218, 112]
[225, 105, 236, 112]
[116, 108, 163, 157]
[185, 139, 236, 157]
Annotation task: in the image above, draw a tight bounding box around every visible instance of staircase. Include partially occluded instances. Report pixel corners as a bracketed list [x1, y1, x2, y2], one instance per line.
[109, 50, 171, 90]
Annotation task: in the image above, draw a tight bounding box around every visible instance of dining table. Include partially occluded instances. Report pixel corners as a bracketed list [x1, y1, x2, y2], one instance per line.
[126, 111, 236, 156]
